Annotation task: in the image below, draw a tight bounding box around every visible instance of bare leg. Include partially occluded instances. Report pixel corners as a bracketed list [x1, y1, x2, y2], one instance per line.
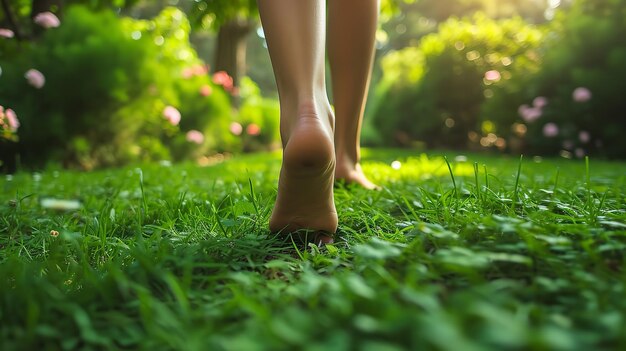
[328, 0, 380, 190]
[259, 0, 337, 242]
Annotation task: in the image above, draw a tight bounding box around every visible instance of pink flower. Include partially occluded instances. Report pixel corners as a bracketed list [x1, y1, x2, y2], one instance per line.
[5, 109, 20, 132]
[163, 106, 181, 126]
[182, 68, 194, 79]
[212, 71, 234, 91]
[186, 130, 204, 144]
[579, 131, 590, 143]
[183, 65, 209, 79]
[542, 123, 559, 137]
[573, 87, 592, 102]
[200, 85, 212, 97]
[518, 104, 542, 123]
[229, 122, 243, 136]
[192, 64, 209, 76]
[484, 70, 501, 81]
[33, 12, 61, 29]
[0, 28, 15, 38]
[25, 69, 45, 89]
[518, 104, 530, 117]
[533, 96, 548, 109]
[246, 123, 261, 136]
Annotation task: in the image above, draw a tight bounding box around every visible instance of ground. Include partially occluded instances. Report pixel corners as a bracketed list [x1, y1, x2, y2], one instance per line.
[1, 149, 625, 350]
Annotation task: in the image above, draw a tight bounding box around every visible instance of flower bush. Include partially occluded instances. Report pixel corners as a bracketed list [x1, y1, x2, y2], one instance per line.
[484, 0, 626, 158]
[367, 0, 625, 159]
[236, 77, 280, 152]
[0, 6, 248, 169]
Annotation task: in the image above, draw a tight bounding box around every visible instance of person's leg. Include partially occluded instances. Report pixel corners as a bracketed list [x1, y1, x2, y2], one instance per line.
[258, 0, 337, 242]
[328, 0, 380, 189]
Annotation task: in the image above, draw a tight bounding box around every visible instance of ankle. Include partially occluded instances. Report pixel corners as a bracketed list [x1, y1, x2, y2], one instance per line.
[280, 93, 333, 128]
[336, 151, 360, 169]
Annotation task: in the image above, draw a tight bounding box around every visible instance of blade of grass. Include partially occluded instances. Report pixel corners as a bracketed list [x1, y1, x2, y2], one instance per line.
[511, 155, 523, 214]
[443, 156, 459, 216]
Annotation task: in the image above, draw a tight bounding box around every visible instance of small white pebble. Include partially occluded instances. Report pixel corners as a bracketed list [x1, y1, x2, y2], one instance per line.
[454, 155, 468, 162]
[41, 198, 82, 211]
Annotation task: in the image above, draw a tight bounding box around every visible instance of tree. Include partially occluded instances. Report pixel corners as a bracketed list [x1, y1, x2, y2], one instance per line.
[187, 0, 258, 87]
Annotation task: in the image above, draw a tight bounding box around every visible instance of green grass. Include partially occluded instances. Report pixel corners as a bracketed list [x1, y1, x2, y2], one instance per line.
[1, 149, 625, 350]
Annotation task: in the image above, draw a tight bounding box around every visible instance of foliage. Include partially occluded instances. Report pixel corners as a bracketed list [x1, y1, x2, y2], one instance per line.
[369, 14, 543, 149]
[1, 5, 156, 167]
[408, 0, 551, 22]
[186, 0, 258, 30]
[1, 150, 625, 349]
[482, 0, 626, 159]
[237, 77, 280, 152]
[0, 0, 139, 38]
[0, 6, 244, 169]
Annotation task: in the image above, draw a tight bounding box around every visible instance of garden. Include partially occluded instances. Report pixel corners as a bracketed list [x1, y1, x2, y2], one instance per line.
[1, 0, 625, 350]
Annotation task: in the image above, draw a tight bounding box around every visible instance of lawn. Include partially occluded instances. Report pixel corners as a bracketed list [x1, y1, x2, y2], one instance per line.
[1, 149, 625, 350]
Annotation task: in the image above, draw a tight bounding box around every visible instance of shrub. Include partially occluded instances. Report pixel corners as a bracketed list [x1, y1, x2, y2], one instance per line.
[1, 6, 155, 167]
[483, 0, 626, 158]
[0, 6, 240, 169]
[368, 14, 543, 150]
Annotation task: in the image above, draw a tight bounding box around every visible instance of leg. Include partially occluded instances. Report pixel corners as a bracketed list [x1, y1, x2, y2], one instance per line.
[258, 0, 337, 242]
[328, 0, 380, 189]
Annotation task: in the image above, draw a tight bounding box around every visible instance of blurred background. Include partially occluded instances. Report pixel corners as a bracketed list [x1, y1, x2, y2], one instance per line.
[1, 0, 624, 172]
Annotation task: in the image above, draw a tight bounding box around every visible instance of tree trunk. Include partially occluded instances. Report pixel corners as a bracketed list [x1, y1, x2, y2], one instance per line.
[214, 18, 253, 87]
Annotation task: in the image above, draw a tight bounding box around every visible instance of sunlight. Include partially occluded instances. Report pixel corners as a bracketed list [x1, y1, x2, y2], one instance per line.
[365, 153, 475, 184]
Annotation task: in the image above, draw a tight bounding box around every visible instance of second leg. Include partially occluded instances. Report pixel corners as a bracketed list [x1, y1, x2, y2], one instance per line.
[328, 0, 380, 190]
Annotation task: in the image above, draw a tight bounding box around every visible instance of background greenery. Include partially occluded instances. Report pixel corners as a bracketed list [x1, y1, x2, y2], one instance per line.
[367, 0, 625, 159]
[1, 0, 624, 170]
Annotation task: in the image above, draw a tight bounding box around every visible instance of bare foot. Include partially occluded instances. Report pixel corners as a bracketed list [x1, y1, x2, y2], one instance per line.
[335, 159, 380, 190]
[269, 102, 338, 244]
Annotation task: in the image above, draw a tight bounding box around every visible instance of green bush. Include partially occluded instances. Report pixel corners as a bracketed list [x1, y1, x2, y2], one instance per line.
[483, 0, 626, 158]
[368, 14, 543, 149]
[1, 6, 154, 167]
[0, 6, 241, 169]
